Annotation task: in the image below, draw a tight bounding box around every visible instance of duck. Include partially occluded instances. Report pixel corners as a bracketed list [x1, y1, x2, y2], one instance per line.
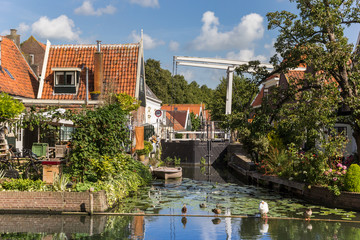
[181, 217, 187, 228]
[199, 203, 207, 208]
[212, 204, 221, 215]
[303, 208, 312, 221]
[259, 201, 269, 218]
[181, 204, 187, 215]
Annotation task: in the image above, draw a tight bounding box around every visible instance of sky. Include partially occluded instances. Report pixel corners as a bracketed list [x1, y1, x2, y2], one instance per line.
[1, 0, 359, 89]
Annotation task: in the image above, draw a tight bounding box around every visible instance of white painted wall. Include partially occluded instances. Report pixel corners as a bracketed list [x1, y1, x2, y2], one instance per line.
[334, 123, 356, 156]
[145, 97, 162, 136]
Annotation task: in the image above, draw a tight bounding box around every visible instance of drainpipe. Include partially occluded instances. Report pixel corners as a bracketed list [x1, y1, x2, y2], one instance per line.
[85, 67, 89, 105]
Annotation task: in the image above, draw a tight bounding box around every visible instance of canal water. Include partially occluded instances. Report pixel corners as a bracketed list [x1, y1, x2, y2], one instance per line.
[3, 165, 360, 239]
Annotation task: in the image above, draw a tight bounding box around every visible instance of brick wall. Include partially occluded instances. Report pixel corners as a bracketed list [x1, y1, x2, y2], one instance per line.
[21, 37, 45, 76]
[132, 106, 145, 127]
[0, 191, 108, 213]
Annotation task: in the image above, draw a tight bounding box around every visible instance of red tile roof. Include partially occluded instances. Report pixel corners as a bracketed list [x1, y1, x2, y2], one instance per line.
[251, 86, 264, 108]
[0, 37, 38, 98]
[161, 104, 205, 116]
[41, 43, 139, 100]
[251, 69, 306, 108]
[166, 111, 185, 131]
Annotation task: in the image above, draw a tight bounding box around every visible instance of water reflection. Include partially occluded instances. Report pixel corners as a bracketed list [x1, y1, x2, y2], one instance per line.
[2, 165, 360, 239]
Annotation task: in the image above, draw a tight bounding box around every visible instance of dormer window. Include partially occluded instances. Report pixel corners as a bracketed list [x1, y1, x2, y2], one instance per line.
[52, 67, 81, 94]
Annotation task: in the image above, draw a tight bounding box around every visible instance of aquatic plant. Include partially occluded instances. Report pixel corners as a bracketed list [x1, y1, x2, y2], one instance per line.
[344, 164, 360, 192]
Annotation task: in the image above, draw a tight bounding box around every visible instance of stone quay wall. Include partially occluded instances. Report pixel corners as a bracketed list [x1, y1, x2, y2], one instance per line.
[0, 190, 108, 213]
[227, 143, 360, 211]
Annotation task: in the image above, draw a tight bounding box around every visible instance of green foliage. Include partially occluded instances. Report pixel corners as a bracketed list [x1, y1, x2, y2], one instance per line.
[0, 179, 47, 191]
[67, 102, 129, 181]
[21, 106, 68, 141]
[52, 174, 70, 192]
[344, 164, 360, 192]
[264, 0, 360, 156]
[209, 76, 258, 131]
[174, 156, 181, 166]
[257, 145, 291, 177]
[145, 58, 214, 105]
[190, 112, 201, 131]
[136, 141, 153, 156]
[72, 153, 152, 206]
[200, 157, 206, 166]
[175, 133, 183, 139]
[0, 92, 25, 123]
[114, 93, 140, 112]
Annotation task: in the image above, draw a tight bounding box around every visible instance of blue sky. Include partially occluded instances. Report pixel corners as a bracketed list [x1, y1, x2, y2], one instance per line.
[1, 0, 359, 89]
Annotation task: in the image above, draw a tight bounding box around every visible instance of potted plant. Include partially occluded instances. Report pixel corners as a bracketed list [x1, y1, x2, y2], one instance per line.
[136, 141, 153, 161]
[90, 91, 101, 100]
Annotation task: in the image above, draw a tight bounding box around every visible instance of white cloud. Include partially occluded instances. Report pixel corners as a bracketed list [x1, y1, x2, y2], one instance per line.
[190, 11, 264, 51]
[1, 23, 29, 36]
[18, 23, 30, 34]
[74, 1, 116, 16]
[130, 30, 164, 50]
[31, 15, 81, 41]
[178, 69, 194, 81]
[226, 49, 267, 62]
[169, 40, 179, 51]
[129, 0, 159, 8]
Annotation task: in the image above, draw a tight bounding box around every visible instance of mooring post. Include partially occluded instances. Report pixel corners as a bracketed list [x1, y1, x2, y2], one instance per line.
[89, 187, 94, 215]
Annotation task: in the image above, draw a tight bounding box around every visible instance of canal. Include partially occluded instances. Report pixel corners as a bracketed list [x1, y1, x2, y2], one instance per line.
[2, 165, 360, 239]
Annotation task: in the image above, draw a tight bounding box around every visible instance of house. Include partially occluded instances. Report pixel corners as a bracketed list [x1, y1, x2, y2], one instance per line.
[0, 35, 39, 149]
[1, 29, 159, 150]
[161, 104, 207, 122]
[251, 65, 356, 156]
[20, 35, 46, 77]
[144, 84, 162, 136]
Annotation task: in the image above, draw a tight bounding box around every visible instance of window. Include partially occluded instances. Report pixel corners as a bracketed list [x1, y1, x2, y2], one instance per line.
[60, 126, 75, 141]
[334, 126, 347, 136]
[29, 54, 34, 65]
[52, 67, 81, 94]
[55, 72, 75, 85]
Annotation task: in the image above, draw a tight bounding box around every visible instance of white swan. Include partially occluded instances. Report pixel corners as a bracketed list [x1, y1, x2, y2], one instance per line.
[259, 201, 269, 218]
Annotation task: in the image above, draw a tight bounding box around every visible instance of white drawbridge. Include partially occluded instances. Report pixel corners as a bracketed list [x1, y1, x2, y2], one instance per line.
[173, 56, 273, 115]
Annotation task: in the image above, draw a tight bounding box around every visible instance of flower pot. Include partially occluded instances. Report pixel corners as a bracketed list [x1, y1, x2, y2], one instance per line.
[138, 154, 145, 162]
[90, 93, 100, 100]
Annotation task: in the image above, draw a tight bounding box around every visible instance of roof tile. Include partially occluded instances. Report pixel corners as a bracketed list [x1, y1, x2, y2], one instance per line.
[0, 37, 38, 98]
[41, 43, 139, 99]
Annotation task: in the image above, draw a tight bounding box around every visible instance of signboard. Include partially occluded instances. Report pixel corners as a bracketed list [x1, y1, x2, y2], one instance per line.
[155, 110, 162, 118]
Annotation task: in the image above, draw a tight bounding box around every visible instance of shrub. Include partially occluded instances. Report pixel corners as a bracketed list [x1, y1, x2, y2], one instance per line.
[344, 164, 360, 192]
[136, 141, 153, 156]
[1, 179, 47, 191]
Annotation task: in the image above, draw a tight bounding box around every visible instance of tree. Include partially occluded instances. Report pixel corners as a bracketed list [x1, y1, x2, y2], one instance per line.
[68, 94, 138, 181]
[145, 59, 172, 103]
[0, 92, 24, 125]
[209, 75, 258, 132]
[239, 0, 360, 155]
[190, 112, 201, 131]
[145, 58, 214, 104]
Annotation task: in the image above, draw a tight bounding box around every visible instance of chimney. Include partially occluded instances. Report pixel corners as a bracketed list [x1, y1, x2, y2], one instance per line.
[0, 36, 2, 69]
[6, 29, 20, 48]
[94, 40, 103, 93]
